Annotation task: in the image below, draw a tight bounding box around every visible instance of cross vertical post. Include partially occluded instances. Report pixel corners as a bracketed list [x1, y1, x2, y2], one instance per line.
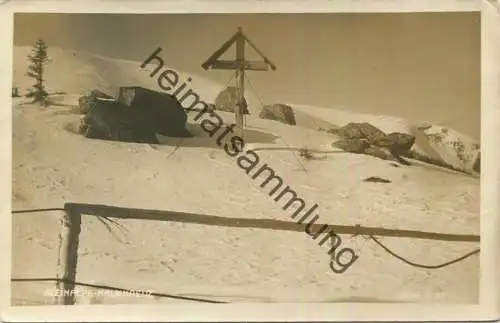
[235, 28, 245, 138]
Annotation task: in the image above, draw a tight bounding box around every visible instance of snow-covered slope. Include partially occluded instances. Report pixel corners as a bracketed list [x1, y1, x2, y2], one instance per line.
[11, 47, 479, 305]
[13, 46, 480, 176]
[13, 46, 226, 108]
[420, 124, 480, 174]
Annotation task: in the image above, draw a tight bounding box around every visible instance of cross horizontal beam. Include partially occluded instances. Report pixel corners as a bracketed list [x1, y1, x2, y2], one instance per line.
[206, 60, 270, 71]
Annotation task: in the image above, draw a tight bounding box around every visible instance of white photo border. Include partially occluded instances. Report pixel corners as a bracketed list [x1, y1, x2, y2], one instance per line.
[1, 0, 498, 321]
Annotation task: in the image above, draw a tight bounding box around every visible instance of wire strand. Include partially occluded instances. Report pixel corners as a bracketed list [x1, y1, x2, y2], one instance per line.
[368, 235, 480, 269]
[245, 74, 266, 110]
[245, 74, 309, 171]
[12, 208, 65, 214]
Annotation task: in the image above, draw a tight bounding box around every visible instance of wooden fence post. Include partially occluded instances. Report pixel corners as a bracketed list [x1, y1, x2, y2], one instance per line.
[55, 206, 81, 305]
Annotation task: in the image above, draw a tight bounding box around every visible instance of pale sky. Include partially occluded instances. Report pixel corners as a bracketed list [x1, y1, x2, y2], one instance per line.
[14, 12, 480, 139]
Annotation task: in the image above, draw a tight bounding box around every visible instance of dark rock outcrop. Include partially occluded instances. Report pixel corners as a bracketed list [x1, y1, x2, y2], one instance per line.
[79, 100, 158, 143]
[259, 104, 296, 126]
[363, 146, 397, 161]
[78, 96, 91, 113]
[330, 122, 386, 144]
[374, 132, 416, 156]
[332, 138, 370, 154]
[79, 86, 192, 143]
[363, 176, 391, 183]
[78, 89, 115, 114]
[214, 86, 249, 115]
[117, 86, 192, 138]
[331, 122, 416, 165]
[473, 154, 480, 174]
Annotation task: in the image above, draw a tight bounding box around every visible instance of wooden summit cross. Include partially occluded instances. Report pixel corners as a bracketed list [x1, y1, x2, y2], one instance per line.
[202, 27, 277, 138]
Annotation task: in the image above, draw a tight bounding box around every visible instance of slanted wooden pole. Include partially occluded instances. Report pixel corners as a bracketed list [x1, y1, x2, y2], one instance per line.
[235, 27, 245, 139]
[55, 206, 81, 305]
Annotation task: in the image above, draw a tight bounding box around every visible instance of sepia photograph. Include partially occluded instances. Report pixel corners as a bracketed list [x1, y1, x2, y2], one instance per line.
[6, 6, 485, 313]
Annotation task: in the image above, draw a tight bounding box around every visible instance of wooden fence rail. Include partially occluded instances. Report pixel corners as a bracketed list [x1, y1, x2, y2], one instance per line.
[67, 202, 480, 243]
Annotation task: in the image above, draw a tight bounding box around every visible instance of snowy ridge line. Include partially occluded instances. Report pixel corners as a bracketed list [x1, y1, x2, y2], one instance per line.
[10, 278, 226, 304]
[12, 204, 480, 271]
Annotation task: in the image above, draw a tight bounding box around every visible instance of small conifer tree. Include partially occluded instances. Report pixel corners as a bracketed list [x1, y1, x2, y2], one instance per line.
[26, 38, 49, 106]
